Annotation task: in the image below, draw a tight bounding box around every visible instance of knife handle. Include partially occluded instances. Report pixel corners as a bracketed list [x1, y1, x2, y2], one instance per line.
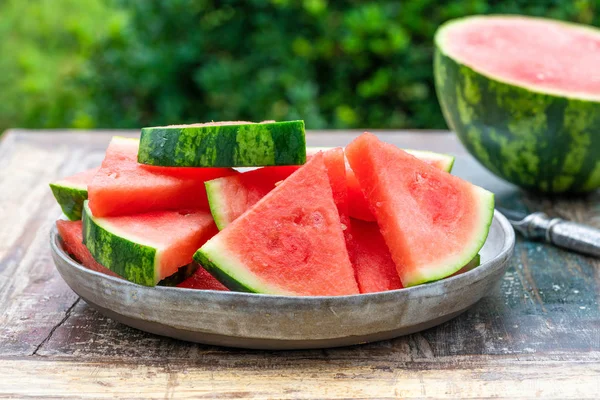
[524, 213, 600, 258]
[548, 220, 600, 258]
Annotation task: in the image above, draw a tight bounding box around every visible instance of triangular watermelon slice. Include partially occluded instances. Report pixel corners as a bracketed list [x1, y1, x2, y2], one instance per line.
[88, 137, 236, 217]
[349, 218, 403, 293]
[347, 150, 455, 222]
[50, 168, 99, 220]
[194, 153, 359, 296]
[83, 202, 218, 286]
[206, 148, 351, 232]
[56, 220, 120, 278]
[345, 133, 494, 287]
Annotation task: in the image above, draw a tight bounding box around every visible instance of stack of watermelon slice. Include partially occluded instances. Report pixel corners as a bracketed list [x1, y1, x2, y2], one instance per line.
[50, 120, 494, 295]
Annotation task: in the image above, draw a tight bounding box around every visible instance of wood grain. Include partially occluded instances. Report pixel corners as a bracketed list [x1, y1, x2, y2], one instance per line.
[0, 129, 599, 399]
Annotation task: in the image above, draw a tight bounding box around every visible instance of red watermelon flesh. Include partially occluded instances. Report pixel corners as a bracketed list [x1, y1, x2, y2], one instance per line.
[206, 165, 300, 229]
[349, 218, 402, 293]
[347, 150, 455, 222]
[55, 220, 120, 278]
[195, 153, 359, 296]
[88, 137, 236, 217]
[440, 16, 600, 98]
[345, 133, 494, 287]
[176, 263, 229, 291]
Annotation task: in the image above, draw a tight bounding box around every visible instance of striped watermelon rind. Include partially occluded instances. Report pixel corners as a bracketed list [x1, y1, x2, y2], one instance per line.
[82, 201, 158, 286]
[50, 181, 88, 221]
[137, 120, 307, 168]
[434, 16, 600, 193]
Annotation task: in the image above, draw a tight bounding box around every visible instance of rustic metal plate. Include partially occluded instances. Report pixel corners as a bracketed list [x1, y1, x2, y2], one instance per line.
[50, 211, 514, 350]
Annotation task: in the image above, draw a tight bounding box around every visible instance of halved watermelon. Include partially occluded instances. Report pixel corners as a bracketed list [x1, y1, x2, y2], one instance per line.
[349, 218, 402, 293]
[435, 16, 600, 193]
[50, 168, 99, 220]
[177, 264, 229, 291]
[347, 149, 455, 222]
[82, 202, 218, 286]
[56, 220, 120, 278]
[194, 153, 359, 296]
[88, 137, 236, 217]
[345, 133, 494, 287]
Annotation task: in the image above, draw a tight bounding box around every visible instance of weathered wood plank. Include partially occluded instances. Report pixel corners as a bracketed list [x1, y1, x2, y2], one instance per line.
[0, 358, 599, 399]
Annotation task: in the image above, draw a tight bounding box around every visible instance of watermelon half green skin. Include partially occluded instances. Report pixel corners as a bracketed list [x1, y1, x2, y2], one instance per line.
[346, 133, 494, 287]
[347, 150, 455, 222]
[82, 202, 217, 286]
[435, 16, 600, 193]
[195, 153, 359, 296]
[138, 120, 307, 168]
[50, 168, 98, 220]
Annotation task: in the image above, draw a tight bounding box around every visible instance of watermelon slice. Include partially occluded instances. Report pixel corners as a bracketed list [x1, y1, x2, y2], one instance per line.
[138, 120, 306, 167]
[177, 264, 229, 291]
[206, 165, 300, 230]
[206, 148, 350, 232]
[349, 218, 402, 293]
[82, 202, 218, 286]
[50, 168, 99, 220]
[56, 220, 120, 278]
[88, 137, 235, 217]
[194, 153, 359, 296]
[345, 133, 494, 287]
[347, 150, 455, 222]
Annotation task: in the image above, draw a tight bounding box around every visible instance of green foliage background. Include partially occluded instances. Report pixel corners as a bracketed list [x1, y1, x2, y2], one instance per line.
[1, 0, 598, 132]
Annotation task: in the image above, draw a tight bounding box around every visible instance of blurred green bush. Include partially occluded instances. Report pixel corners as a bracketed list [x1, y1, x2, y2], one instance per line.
[1, 0, 598, 131]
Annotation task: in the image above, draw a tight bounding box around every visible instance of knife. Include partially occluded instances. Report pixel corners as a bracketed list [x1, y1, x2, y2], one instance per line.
[497, 207, 600, 258]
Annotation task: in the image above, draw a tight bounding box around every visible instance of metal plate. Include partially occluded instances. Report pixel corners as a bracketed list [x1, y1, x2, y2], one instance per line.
[51, 211, 515, 350]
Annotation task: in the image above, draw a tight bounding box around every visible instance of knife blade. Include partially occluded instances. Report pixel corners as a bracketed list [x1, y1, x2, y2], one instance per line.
[496, 207, 600, 258]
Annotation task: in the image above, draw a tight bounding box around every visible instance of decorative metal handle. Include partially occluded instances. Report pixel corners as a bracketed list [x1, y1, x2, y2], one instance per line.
[515, 212, 600, 258]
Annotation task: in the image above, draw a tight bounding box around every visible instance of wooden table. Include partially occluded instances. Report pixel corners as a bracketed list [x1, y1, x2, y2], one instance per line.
[1, 129, 599, 399]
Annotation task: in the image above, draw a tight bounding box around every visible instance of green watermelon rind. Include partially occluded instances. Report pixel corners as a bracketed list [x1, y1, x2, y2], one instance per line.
[82, 201, 159, 287]
[404, 186, 494, 287]
[49, 181, 88, 221]
[205, 179, 230, 231]
[137, 120, 307, 168]
[434, 16, 600, 193]
[193, 239, 293, 295]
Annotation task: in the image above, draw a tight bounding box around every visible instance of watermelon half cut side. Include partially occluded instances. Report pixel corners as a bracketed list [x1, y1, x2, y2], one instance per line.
[435, 15, 600, 193]
[347, 150, 455, 222]
[138, 120, 307, 167]
[195, 153, 359, 296]
[50, 168, 99, 220]
[88, 137, 236, 217]
[82, 202, 218, 286]
[346, 133, 494, 287]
